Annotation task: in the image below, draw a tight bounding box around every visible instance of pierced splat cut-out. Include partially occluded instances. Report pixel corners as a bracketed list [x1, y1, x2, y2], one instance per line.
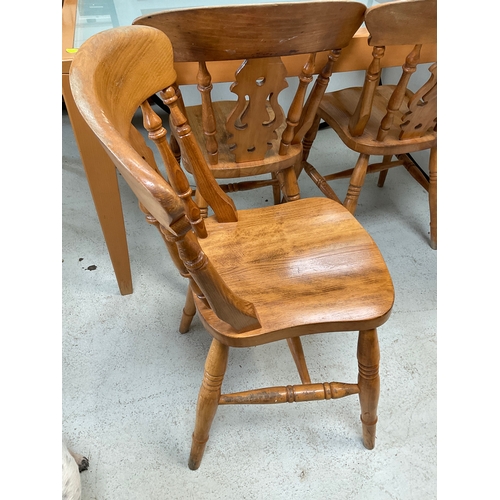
[400, 63, 437, 140]
[226, 57, 287, 163]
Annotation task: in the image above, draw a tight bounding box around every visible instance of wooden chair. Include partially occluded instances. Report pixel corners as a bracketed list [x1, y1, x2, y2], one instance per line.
[133, 2, 367, 213]
[70, 25, 395, 470]
[302, 0, 437, 248]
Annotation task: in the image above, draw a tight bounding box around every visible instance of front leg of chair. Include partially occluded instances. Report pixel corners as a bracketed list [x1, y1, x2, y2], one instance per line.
[357, 329, 380, 450]
[428, 145, 437, 250]
[189, 338, 229, 470]
[344, 153, 369, 214]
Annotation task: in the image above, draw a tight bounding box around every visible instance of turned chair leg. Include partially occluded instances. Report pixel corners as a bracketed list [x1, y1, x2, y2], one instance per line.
[344, 153, 369, 214]
[271, 172, 282, 205]
[280, 165, 301, 203]
[189, 339, 229, 470]
[286, 337, 311, 384]
[357, 329, 380, 450]
[377, 155, 393, 187]
[428, 145, 437, 250]
[179, 285, 196, 333]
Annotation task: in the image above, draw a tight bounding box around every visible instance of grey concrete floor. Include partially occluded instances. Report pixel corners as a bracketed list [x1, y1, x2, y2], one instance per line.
[62, 108, 437, 499]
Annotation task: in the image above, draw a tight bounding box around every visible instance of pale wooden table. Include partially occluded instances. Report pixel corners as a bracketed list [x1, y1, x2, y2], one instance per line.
[62, 0, 436, 295]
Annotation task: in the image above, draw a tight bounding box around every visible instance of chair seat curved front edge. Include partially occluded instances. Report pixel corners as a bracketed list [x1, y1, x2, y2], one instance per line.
[197, 197, 394, 347]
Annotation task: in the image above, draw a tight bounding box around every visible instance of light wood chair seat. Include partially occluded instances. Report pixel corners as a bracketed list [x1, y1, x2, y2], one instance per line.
[319, 86, 436, 155]
[198, 197, 393, 347]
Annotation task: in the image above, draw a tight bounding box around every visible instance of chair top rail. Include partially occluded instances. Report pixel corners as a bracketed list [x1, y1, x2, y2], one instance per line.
[133, 1, 367, 63]
[365, 0, 437, 47]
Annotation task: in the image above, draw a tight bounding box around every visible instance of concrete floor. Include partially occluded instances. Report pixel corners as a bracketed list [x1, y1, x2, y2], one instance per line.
[62, 107, 437, 499]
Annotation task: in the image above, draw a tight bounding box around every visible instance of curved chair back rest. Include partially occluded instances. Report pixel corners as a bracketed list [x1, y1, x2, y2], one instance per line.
[349, 0, 437, 139]
[70, 25, 260, 333]
[69, 26, 184, 232]
[134, 2, 367, 166]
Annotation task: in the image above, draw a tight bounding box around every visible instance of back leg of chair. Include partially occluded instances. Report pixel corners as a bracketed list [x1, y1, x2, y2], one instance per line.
[286, 337, 311, 384]
[189, 338, 229, 470]
[428, 145, 437, 249]
[271, 172, 282, 205]
[357, 329, 380, 450]
[344, 153, 370, 214]
[377, 155, 394, 187]
[278, 166, 301, 203]
[179, 285, 196, 333]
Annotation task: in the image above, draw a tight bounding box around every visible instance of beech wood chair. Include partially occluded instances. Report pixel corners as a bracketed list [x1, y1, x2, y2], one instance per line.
[133, 2, 367, 213]
[70, 25, 395, 470]
[301, 0, 437, 248]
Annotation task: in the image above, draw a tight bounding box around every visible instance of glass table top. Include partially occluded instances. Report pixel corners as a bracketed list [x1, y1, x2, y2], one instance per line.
[73, 0, 386, 48]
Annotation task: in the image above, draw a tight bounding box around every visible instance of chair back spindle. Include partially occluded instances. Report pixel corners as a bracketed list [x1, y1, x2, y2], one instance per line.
[294, 49, 342, 145]
[197, 61, 219, 165]
[400, 63, 437, 140]
[140, 99, 207, 238]
[280, 53, 316, 156]
[376, 44, 422, 142]
[348, 46, 384, 137]
[161, 86, 239, 223]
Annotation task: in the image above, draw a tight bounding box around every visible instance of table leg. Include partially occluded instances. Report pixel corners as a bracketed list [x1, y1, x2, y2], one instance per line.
[62, 73, 133, 295]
